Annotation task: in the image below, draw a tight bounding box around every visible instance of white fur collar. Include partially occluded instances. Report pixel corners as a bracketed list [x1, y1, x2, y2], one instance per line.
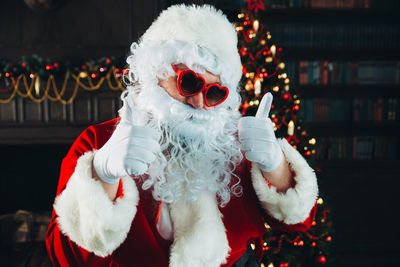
[168, 192, 230, 267]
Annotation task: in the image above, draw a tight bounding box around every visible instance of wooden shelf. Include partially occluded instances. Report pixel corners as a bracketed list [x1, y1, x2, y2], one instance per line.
[314, 159, 400, 169]
[0, 123, 88, 144]
[281, 48, 400, 60]
[223, 8, 400, 23]
[307, 121, 400, 136]
[296, 84, 400, 98]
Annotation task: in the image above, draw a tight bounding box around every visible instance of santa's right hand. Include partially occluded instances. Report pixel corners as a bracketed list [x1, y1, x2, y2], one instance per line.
[93, 122, 161, 184]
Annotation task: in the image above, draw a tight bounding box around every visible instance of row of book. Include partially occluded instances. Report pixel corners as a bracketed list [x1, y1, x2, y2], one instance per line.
[266, 23, 399, 49]
[263, 0, 398, 9]
[315, 136, 399, 160]
[265, 0, 370, 8]
[299, 98, 399, 122]
[285, 61, 400, 85]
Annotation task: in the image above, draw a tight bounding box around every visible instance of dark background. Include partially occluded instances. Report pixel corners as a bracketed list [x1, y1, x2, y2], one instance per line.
[1, 0, 400, 266]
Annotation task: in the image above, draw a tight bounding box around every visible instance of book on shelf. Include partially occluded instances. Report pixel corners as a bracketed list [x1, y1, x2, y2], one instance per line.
[265, 0, 371, 8]
[372, 98, 384, 122]
[328, 98, 351, 122]
[299, 98, 395, 122]
[316, 136, 399, 160]
[387, 97, 398, 121]
[313, 98, 329, 122]
[267, 23, 399, 49]
[353, 136, 374, 159]
[293, 61, 400, 85]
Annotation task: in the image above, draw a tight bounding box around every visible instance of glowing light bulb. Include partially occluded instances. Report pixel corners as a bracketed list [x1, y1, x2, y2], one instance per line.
[254, 79, 261, 95]
[79, 72, 88, 78]
[288, 120, 294, 136]
[270, 45, 276, 56]
[253, 20, 259, 32]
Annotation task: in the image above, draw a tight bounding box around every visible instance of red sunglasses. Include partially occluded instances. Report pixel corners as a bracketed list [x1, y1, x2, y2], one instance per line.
[171, 64, 229, 107]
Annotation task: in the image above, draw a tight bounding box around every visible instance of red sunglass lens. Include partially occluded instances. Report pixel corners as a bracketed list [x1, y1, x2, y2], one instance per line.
[180, 72, 204, 95]
[206, 85, 228, 106]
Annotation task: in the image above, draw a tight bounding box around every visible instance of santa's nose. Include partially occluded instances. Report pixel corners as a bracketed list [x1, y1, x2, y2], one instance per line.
[186, 92, 208, 110]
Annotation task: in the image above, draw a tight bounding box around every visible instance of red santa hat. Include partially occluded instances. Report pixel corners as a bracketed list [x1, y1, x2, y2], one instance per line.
[138, 4, 242, 95]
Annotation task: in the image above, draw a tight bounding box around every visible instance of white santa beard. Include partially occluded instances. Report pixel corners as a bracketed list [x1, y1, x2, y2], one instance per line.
[129, 84, 243, 206]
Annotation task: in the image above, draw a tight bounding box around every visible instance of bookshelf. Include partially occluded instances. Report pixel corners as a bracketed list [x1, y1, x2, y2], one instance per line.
[218, 2, 400, 266]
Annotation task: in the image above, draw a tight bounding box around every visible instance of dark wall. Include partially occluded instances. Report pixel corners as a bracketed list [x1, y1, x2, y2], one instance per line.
[0, 0, 167, 60]
[0, 144, 69, 214]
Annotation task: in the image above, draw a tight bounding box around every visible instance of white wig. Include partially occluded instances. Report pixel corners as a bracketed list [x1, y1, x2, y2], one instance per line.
[118, 4, 245, 206]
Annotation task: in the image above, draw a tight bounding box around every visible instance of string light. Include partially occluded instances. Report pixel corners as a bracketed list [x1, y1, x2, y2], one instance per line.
[270, 45, 276, 56]
[236, 26, 243, 31]
[288, 120, 295, 136]
[79, 72, 88, 78]
[309, 138, 316, 145]
[254, 79, 261, 95]
[0, 67, 124, 104]
[253, 20, 259, 31]
[34, 76, 40, 96]
[317, 197, 324, 205]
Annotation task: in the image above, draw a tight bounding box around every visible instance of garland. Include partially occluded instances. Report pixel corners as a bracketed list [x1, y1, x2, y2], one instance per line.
[0, 55, 127, 104]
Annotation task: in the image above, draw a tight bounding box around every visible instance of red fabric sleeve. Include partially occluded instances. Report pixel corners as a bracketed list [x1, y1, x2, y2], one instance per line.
[46, 120, 118, 266]
[264, 202, 318, 232]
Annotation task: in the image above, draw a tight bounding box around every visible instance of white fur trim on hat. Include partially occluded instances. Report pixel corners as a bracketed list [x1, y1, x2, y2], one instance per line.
[140, 4, 242, 90]
[54, 151, 139, 257]
[251, 138, 319, 224]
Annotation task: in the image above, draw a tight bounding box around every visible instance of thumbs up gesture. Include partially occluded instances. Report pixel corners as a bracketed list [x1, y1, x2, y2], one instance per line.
[238, 93, 283, 172]
[93, 121, 161, 184]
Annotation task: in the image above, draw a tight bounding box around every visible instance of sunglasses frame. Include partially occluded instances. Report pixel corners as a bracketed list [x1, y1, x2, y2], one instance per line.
[171, 64, 229, 107]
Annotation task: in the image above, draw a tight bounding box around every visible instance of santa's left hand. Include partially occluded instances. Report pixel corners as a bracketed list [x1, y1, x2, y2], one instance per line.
[238, 93, 283, 172]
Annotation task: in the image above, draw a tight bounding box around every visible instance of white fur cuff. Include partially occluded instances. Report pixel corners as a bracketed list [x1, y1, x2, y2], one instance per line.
[251, 138, 318, 225]
[54, 151, 139, 257]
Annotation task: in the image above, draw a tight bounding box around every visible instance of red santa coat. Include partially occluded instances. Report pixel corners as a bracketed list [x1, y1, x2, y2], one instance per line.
[46, 118, 318, 267]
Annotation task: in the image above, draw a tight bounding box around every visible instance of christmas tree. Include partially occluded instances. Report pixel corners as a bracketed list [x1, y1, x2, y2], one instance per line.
[236, 1, 335, 266]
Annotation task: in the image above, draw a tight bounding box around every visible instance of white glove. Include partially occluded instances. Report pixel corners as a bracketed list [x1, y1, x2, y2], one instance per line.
[93, 121, 161, 184]
[238, 93, 283, 172]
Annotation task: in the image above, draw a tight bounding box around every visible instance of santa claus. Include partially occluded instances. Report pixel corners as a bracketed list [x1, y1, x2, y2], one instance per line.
[46, 4, 318, 267]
